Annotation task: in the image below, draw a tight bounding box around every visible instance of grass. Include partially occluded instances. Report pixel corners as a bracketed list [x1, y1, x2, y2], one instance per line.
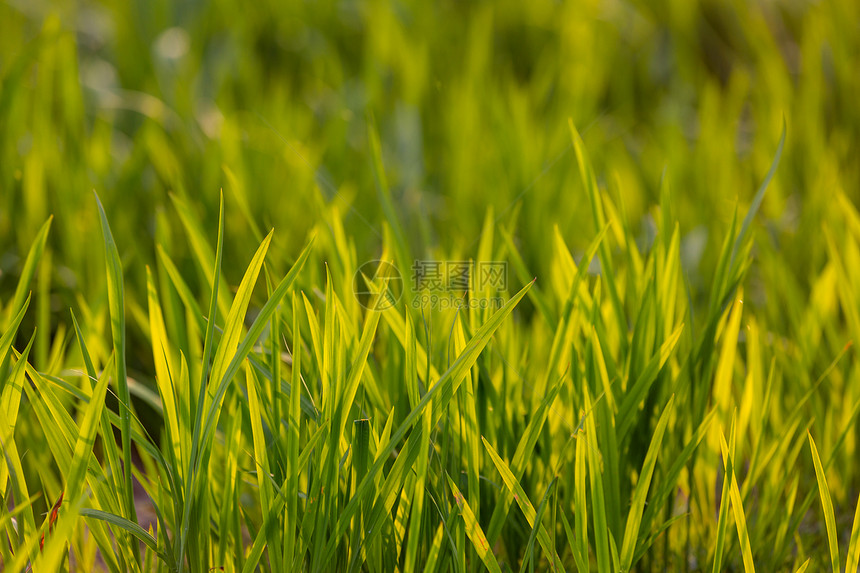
[2, 0, 860, 571]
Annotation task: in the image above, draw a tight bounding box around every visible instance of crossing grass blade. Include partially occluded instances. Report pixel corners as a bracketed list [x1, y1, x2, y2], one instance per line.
[1, 216, 50, 330]
[619, 395, 674, 572]
[483, 438, 566, 571]
[319, 279, 533, 568]
[719, 430, 755, 573]
[808, 432, 840, 573]
[177, 191, 225, 572]
[446, 473, 503, 573]
[845, 490, 860, 573]
[519, 478, 556, 573]
[94, 191, 139, 563]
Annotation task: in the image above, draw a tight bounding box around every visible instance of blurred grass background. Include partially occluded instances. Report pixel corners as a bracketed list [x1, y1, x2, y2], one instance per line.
[2, 0, 858, 309]
[3, 0, 860, 570]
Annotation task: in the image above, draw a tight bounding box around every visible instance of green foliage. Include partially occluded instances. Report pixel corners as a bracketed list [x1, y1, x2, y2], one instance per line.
[2, 0, 860, 571]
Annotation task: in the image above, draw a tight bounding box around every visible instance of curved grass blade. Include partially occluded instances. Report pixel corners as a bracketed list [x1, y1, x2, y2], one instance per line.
[519, 478, 556, 573]
[320, 279, 534, 568]
[719, 431, 755, 573]
[483, 438, 566, 572]
[846, 490, 860, 573]
[1, 216, 50, 330]
[94, 191, 139, 562]
[619, 395, 675, 572]
[808, 431, 840, 573]
[446, 474, 502, 573]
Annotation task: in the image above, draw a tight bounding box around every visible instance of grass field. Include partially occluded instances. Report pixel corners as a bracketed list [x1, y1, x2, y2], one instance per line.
[2, 0, 860, 571]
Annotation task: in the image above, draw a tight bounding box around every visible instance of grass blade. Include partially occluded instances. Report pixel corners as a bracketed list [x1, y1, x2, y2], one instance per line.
[94, 191, 139, 562]
[808, 431, 840, 573]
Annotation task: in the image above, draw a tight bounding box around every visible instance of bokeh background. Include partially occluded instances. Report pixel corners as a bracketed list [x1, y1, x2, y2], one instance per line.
[2, 1, 860, 569]
[2, 0, 858, 320]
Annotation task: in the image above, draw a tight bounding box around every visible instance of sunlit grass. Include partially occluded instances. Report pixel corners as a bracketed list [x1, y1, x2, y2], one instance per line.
[2, 0, 860, 571]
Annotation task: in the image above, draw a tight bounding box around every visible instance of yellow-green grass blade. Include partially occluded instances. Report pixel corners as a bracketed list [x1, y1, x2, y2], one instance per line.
[70, 310, 124, 510]
[526, 224, 608, 414]
[773, 396, 860, 567]
[170, 192, 232, 318]
[583, 383, 611, 573]
[845, 490, 860, 573]
[0, 333, 37, 550]
[207, 228, 273, 403]
[808, 432, 840, 573]
[452, 318, 481, 528]
[94, 191, 139, 561]
[198, 236, 314, 471]
[64, 352, 113, 506]
[560, 507, 589, 572]
[320, 279, 533, 568]
[217, 397, 244, 568]
[80, 508, 169, 563]
[404, 311, 433, 573]
[246, 363, 282, 571]
[617, 324, 684, 441]
[178, 190, 225, 571]
[334, 300, 381, 443]
[0, 304, 33, 490]
[22, 357, 137, 571]
[301, 291, 325, 388]
[284, 292, 303, 568]
[641, 409, 716, 537]
[589, 326, 621, 541]
[155, 245, 206, 333]
[519, 478, 556, 573]
[146, 267, 185, 482]
[483, 438, 565, 571]
[1, 215, 50, 330]
[719, 431, 755, 573]
[320, 263, 336, 416]
[354, 420, 424, 563]
[0, 293, 30, 376]
[712, 415, 736, 573]
[423, 521, 446, 573]
[446, 473, 503, 573]
[619, 395, 675, 572]
[574, 423, 589, 568]
[569, 119, 626, 347]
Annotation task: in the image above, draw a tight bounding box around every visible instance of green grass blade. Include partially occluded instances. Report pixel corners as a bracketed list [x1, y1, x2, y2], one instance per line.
[808, 431, 840, 573]
[446, 473, 503, 573]
[94, 191, 139, 561]
[719, 431, 755, 573]
[519, 478, 556, 573]
[64, 353, 113, 505]
[178, 190, 225, 571]
[846, 490, 860, 573]
[320, 279, 533, 568]
[619, 395, 675, 572]
[483, 437, 566, 571]
[1, 216, 50, 330]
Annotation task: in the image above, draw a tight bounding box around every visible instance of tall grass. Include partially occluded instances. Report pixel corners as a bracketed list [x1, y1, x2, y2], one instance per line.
[2, 0, 860, 571]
